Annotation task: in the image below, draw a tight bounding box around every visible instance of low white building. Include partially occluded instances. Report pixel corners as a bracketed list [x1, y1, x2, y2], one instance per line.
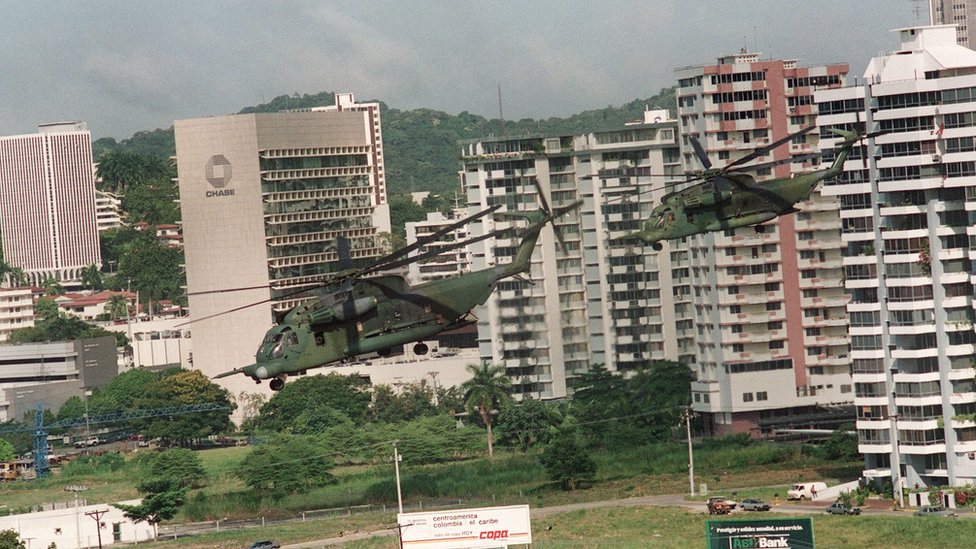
[0, 499, 155, 549]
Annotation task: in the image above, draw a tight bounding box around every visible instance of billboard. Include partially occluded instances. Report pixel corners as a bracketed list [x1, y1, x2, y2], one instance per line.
[398, 504, 532, 548]
[706, 517, 814, 549]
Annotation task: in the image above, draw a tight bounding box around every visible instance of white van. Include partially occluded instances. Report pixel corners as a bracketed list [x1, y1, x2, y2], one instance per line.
[787, 482, 827, 500]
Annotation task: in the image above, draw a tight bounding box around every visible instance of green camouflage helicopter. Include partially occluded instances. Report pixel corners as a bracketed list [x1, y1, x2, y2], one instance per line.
[212, 196, 582, 390]
[631, 127, 863, 250]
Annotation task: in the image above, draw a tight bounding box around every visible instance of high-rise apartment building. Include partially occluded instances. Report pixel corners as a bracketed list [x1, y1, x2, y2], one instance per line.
[175, 95, 390, 393]
[675, 52, 854, 436]
[460, 111, 682, 398]
[930, 0, 976, 46]
[0, 288, 34, 342]
[0, 122, 101, 285]
[405, 209, 472, 284]
[818, 25, 976, 489]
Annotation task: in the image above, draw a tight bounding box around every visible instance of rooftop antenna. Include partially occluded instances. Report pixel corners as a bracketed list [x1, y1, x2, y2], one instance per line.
[497, 83, 505, 137]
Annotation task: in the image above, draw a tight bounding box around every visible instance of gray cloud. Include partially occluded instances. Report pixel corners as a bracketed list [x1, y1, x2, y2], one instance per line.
[0, 1, 918, 139]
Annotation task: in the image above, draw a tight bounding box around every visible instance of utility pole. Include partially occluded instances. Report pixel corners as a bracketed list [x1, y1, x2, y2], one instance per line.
[393, 441, 404, 514]
[85, 509, 108, 548]
[889, 409, 904, 508]
[65, 485, 89, 549]
[685, 408, 696, 496]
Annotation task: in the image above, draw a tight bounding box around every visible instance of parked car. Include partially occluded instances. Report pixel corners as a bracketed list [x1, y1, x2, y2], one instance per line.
[788, 482, 827, 500]
[740, 498, 771, 511]
[707, 497, 732, 515]
[913, 505, 958, 518]
[825, 502, 861, 515]
[246, 542, 280, 549]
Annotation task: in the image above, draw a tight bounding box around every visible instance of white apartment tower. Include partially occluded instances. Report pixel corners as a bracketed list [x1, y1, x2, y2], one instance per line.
[818, 25, 976, 488]
[0, 122, 101, 285]
[405, 209, 472, 284]
[460, 112, 682, 398]
[675, 53, 854, 436]
[175, 95, 391, 394]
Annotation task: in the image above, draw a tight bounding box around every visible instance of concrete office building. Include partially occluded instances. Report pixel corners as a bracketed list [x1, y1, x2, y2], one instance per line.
[675, 52, 854, 436]
[0, 122, 101, 286]
[459, 110, 682, 398]
[175, 95, 391, 393]
[818, 25, 976, 488]
[0, 336, 117, 422]
[930, 0, 976, 47]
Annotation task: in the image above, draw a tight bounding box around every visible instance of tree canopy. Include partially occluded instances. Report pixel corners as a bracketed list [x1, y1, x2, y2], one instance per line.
[461, 363, 512, 457]
[255, 373, 372, 433]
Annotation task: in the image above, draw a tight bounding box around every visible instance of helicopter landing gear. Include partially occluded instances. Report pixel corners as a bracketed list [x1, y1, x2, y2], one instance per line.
[269, 377, 286, 391]
[651, 242, 663, 251]
[414, 342, 429, 355]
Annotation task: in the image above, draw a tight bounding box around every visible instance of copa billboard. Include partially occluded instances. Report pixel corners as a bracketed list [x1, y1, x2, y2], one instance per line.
[398, 504, 532, 548]
[706, 517, 814, 549]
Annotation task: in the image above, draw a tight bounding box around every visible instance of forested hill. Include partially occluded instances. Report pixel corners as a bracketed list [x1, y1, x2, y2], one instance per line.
[92, 87, 676, 197]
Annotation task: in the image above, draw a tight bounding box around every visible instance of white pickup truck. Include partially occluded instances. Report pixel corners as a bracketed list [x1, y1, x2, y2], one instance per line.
[73, 437, 100, 448]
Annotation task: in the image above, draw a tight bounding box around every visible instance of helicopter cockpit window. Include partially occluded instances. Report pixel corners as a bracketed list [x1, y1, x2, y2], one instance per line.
[655, 208, 674, 228]
[267, 328, 297, 359]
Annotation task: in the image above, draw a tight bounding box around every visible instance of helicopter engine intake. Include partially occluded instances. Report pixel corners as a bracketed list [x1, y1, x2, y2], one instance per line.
[683, 189, 732, 209]
[307, 296, 378, 325]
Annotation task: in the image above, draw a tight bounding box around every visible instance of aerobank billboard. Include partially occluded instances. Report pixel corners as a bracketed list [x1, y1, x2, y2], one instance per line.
[398, 504, 532, 548]
[706, 517, 814, 549]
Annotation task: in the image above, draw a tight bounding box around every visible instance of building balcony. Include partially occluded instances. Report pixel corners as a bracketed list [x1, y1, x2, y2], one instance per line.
[899, 443, 947, 455]
[856, 419, 891, 430]
[893, 371, 941, 384]
[894, 394, 943, 407]
[856, 395, 890, 406]
[951, 392, 976, 405]
[950, 418, 976, 429]
[889, 324, 936, 336]
[858, 444, 892, 455]
[954, 439, 976, 453]
[853, 372, 887, 384]
[949, 368, 976, 381]
[897, 418, 940, 430]
[862, 467, 892, 478]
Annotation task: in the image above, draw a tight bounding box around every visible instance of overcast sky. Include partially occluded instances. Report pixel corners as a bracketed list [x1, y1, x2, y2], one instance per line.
[0, 1, 925, 140]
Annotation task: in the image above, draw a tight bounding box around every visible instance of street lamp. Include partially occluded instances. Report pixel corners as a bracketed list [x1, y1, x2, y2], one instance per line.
[393, 441, 404, 514]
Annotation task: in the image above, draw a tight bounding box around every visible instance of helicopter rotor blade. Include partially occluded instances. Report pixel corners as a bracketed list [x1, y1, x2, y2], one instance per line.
[689, 135, 712, 170]
[722, 126, 816, 171]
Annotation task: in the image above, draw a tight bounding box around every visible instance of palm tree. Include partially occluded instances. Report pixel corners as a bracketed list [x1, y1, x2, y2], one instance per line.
[9, 267, 27, 287]
[81, 264, 104, 291]
[107, 294, 130, 320]
[461, 362, 512, 457]
[0, 260, 12, 287]
[43, 276, 64, 296]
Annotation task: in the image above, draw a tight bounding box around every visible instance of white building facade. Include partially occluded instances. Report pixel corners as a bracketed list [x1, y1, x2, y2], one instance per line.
[459, 112, 682, 398]
[0, 287, 34, 342]
[0, 122, 101, 286]
[818, 25, 976, 488]
[674, 52, 854, 436]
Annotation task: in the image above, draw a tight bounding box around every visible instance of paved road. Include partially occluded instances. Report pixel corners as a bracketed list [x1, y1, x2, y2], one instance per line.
[281, 493, 965, 548]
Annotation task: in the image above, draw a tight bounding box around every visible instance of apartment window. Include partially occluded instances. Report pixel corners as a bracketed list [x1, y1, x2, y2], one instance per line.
[756, 392, 768, 401]
[801, 269, 817, 279]
[765, 282, 780, 292]
[797, 231, 813, 241]
[719, 151, 730, 160]
[743, 392, 754, 402]
[767, 321, 783, 330]
[766, 301, 781, 311]
[769, 340, 784, 350]
[800, 250, 815, 259]
[731, 324, 743, 333]
[728, 285, 740, 295]
[726, 247, 736, 256]
[803, 289, 818, 298]
[730, 305, 741, 314]
[805, 327, 821, 337]
[732, 343, 744, 353]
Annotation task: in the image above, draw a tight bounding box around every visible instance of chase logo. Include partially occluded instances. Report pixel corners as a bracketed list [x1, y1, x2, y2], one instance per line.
[205, 155, 235, 197]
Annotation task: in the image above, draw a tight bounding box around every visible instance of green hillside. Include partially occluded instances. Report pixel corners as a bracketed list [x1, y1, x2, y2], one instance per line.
[93, 87, 676, 197]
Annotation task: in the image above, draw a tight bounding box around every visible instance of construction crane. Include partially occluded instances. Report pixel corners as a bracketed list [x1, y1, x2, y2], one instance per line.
[0, 402, 230, 478]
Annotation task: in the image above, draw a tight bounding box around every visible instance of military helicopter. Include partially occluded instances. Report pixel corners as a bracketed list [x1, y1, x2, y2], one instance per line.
[211, 196, 583, 390]
[630, 127, 863, 250]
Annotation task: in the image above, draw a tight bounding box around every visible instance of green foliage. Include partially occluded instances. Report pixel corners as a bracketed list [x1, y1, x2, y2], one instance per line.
[255, 374, 372, 433]
[540, 428, 596, 490]
[819, 428, 859, 461]
[33, 297, 60, 320]
[389, 194, 430, 239]
[572, 361, 693, 448]
[8, 316, 126, 347]
[114, 231, 186, 306]
[236, 436, 337, 499]
[135, 369, 235, 443]
[146, 448, 208, 488]
[494, 397, 560, 451]
[95, 149, 173, 194]
[461, 363, 513, 457]
[123, 177, 180, 225]
[88, 368, 157, 414]
[0, 438, 14, 462]
[369, 381, 438, 423]
[0, 530, 25, 549]
[81, 264, 104, 291]
[61, 452, 126, 477]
